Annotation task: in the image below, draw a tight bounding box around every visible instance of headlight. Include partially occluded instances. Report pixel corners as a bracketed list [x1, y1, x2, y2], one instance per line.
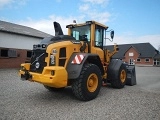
[42, 44, 46, 48]
[52, 49, 57, 54]
[50, 55, 55, 65]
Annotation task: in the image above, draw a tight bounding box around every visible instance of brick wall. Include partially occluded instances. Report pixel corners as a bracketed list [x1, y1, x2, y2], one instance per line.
[0, 48, 30, 68]
[123, 47, 153, 66]
[136, 58, 153, 66]
[124, 47, 139, 64]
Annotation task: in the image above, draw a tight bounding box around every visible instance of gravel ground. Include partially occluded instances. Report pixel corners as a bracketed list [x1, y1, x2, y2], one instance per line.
[0, 67, 160, 120]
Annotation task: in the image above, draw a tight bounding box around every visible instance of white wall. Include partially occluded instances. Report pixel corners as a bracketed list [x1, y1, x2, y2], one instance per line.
[0, 32, 42, 50]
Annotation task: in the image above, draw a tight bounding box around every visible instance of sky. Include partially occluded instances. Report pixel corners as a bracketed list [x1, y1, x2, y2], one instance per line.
[0, 0, 160, 49]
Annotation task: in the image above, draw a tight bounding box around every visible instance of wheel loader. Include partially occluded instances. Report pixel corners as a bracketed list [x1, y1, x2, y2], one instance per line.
[19, 20, 136, 101]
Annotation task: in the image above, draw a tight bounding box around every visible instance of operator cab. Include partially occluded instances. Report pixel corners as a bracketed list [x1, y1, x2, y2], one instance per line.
[66, 21, 114, 51]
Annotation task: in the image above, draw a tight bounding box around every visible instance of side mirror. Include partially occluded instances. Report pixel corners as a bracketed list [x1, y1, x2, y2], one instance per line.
[110, 31, 114, 39]
[104, 29, 114, 42]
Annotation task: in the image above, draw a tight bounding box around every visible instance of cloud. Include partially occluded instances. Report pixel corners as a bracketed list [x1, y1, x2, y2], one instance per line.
[0, 0, 27, 9]
[0, 0, 13, 8]
[87, 11, 110, 23]
[105, 34, 160, 50]
[17, 13, 160, 50]
[17, 15, 84, 36]
[12, 0, 159, 50]
[79, 4, 90, 11]
[17, 0, 27, 6]
[7, 0, 111, 35]
[16, 14, 160, 51]
[79, 0, 111, 23]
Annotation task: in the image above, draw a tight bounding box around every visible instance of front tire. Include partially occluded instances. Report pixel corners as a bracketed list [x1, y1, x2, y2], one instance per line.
[72, 64, 102, 101]
[110, 64, 127, 88]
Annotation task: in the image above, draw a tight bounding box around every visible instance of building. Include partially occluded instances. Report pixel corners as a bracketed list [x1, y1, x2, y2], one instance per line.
[105, 43, 160, 66]
[0, 20, 52, 68]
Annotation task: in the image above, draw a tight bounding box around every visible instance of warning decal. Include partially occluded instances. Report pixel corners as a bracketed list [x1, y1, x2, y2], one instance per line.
[71, 55, 84, 64]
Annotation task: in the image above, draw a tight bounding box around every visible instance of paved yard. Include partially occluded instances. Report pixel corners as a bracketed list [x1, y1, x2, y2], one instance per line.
[0, 67, 160, 120]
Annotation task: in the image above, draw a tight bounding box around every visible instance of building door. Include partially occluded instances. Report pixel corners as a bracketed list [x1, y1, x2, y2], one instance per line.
[154, 59, 160, 66]
[129, 58, 134, 65]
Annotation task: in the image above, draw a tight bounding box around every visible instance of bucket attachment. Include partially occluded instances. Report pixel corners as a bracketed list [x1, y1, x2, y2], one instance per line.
[126, 65, 137, 86]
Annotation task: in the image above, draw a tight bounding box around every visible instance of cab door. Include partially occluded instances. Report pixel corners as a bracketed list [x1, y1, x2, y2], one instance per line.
[91, 25, 105, 61]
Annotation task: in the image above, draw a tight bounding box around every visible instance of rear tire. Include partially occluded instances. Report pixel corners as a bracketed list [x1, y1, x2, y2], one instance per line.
[110, 64, 127, 88]
[44, 85, 65, 92]
[72, 64, 102, 101]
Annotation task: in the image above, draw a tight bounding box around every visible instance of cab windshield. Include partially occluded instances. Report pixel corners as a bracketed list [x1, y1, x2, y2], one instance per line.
[71, 25, 91, 41]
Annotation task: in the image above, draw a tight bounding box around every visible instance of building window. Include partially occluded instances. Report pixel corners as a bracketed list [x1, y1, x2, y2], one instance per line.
[129, 52, 134, 56]
[145, 58, 150, 62]
[0, 49, 17, 58]
[27, 51, 32, 58]
[0, 49, 8, 57]
[137, 58, 141, 62]
[154, 59, 160, 66]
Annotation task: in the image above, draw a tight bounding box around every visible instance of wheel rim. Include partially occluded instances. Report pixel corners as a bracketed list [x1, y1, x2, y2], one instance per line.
[120, 70, 126, 83]
[87, 73, 98, 92]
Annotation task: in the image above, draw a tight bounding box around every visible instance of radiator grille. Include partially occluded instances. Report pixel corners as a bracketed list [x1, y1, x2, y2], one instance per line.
[59, 47, 66, 66]
[30, 50, 47, 73]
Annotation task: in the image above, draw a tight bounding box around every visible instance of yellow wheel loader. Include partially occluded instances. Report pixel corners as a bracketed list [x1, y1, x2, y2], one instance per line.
[19, 20, 136, 101]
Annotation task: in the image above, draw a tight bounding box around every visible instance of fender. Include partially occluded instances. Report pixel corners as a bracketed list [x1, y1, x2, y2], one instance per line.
[66, 53, 104, 80]
[107, 59, 126, 80]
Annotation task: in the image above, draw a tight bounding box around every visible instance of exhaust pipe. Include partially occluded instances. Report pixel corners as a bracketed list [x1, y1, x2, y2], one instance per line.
[53, 22, 64, 36]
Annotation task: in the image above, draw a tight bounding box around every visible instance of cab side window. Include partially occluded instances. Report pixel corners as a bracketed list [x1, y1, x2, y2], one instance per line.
[95, 25, 104, 48]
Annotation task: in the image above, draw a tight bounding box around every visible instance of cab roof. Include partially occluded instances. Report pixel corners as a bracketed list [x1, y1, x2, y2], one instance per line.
[66, 20, 108, 29]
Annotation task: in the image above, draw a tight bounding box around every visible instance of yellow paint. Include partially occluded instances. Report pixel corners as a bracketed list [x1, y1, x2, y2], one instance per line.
[20, 66, 68, 88]
[21, 63, 30, 70]
[19, 20, 120, 88]
[87, 73, 98, 92]
[46, 41, 82, 67]
[120, 70, 126, 83]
